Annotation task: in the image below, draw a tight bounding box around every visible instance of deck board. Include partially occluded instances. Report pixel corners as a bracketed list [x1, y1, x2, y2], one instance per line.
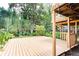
[0, 36, 74, 56]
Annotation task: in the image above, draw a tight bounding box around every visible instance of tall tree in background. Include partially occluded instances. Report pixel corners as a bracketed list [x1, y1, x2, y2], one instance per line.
[21, 3, 52, 34]
[21, 3, 41, 34]
[0, 7, 9, 29]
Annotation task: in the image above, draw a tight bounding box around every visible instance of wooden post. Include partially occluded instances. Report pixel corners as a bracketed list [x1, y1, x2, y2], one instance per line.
[62, 25, 64, 40]
[67, 17, 71, 48]
[52, 10, 56, 56]
[60, 25, 62, 40]
[75, 22, 77, 34]
[75, 22, 77, 43]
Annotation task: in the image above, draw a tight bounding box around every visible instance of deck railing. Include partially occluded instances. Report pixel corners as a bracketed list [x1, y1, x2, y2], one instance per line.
[61, 32, 67, 41]
[60, 32, 76, 47]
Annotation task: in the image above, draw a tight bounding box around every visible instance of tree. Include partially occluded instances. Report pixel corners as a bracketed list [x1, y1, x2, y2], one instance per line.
[7, 3, 52, 36]
[0, 7, 9, 29]
[21, 3, 52, 34]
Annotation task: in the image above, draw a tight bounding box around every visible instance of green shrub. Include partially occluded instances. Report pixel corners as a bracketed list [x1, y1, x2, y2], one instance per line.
[35, 25, 46, 36]
[44, 32, 60, 39]
[31, 32, 37, 36]
[23, 31, 32, 36]
[4, 32, 14, 41]
[45, 32, 52, 37]
[56, 32, 60, 39]
[0, 30, 14, 48]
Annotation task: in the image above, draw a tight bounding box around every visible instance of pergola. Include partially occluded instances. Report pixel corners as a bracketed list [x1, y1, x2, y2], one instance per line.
[52, 3, 79, 56]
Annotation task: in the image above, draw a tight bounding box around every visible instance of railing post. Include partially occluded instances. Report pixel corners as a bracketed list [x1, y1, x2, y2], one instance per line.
[60, 25, 62, 40]
[67, 17, 71, 48]
[75, 22, 77, 43]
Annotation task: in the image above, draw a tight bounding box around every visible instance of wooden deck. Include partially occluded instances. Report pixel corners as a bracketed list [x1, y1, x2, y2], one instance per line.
[0, 36, 76, 56]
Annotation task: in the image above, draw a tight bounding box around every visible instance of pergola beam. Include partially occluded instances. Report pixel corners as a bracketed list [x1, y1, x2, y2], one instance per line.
[57, 19, 79, 25]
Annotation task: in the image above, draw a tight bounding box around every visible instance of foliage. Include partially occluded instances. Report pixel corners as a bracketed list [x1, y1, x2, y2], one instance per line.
[45, 32, 52, 37]
[0, 3, 52, 37]
[20, 3, 52, 34]
[56, 32, 60, 39]
[35, 25, 46, 36]
[0, 29, 14, 48]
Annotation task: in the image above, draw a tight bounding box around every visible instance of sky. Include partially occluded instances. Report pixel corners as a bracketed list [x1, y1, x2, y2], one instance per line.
[0, 3, 9, 10]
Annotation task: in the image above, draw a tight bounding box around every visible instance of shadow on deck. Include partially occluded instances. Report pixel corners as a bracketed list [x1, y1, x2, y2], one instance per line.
[65, 44, 79, 56]
[59, 44, 79, 56]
